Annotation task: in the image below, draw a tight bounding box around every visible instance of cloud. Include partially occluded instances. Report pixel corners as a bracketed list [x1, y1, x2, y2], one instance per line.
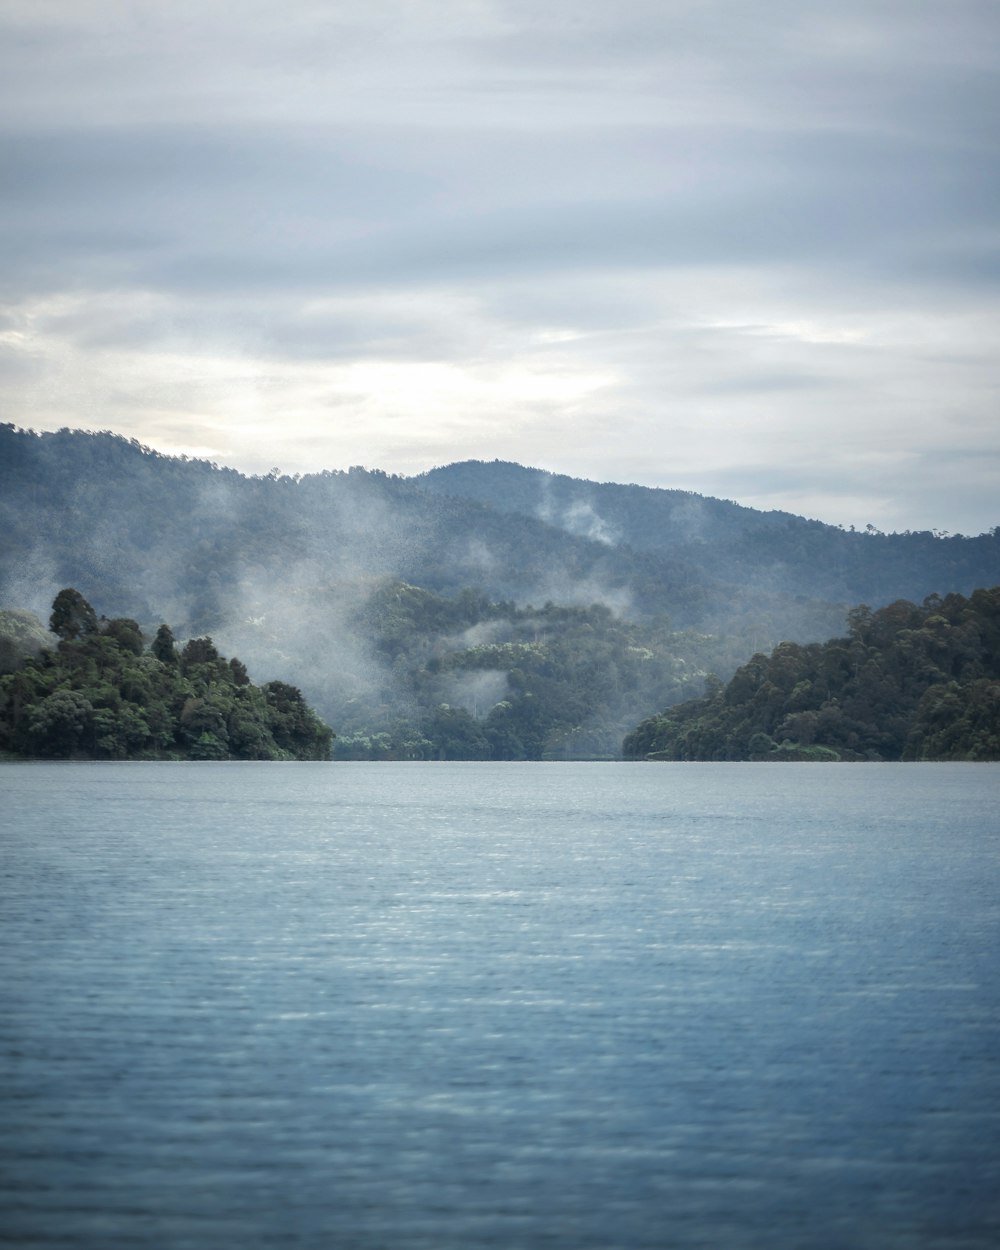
[1, 1, 999, 535]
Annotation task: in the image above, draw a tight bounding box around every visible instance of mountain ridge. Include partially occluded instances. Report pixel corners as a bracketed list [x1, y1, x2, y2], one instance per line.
[415, 458, 999, 606]
[3, 425, 998, 758]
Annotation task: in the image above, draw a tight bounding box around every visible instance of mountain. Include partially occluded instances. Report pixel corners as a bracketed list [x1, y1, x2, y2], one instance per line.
[2, 425, 997, 758]
[0, 428, 694, 622]
[0, 425, 856, 642]
[417, 460, 1000, 606]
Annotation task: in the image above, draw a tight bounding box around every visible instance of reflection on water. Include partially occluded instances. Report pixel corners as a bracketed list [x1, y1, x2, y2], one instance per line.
[2, 762, 999, 1248]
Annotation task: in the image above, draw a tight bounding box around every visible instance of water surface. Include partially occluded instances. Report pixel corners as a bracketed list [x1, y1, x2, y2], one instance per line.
[2, 762, 998, 1248]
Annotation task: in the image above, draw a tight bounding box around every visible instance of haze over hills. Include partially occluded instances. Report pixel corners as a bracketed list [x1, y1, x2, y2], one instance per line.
[417, 460, 999, 607]
[2, 425, 997, 758]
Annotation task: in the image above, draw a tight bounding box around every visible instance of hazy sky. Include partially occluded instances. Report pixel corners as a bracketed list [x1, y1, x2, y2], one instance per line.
[2, 1, 999, 534]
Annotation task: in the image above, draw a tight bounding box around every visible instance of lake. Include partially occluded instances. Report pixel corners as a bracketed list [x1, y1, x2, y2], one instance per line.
[2, 762, 998, 1249]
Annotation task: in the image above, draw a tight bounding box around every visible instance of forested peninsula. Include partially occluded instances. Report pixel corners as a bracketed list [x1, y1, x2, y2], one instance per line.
[624, 588, 1000, 761]
[0, 590, 333, 761]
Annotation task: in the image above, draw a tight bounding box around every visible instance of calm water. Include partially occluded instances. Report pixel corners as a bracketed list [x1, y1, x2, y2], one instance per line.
[1, 762, 999, 1249]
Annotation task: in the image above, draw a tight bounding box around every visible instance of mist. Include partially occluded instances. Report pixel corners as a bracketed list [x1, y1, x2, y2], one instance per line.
[2, 427, 997, 758]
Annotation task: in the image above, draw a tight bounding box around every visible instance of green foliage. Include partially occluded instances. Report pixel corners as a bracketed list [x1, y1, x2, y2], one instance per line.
[426, 704, 492, 760]
[50, 588, 98, 641]
[624, 588, 1000, 762]
[329, 580, 722, 760]
[26, 689, 96, 757]
[0, 591, 333, 760]
[151, 624, 178, 665]
[3, 430, 998, 761]
[102, 617, 144, 656]
[262, 681, 334, 760]
[181, 636, 221, 667]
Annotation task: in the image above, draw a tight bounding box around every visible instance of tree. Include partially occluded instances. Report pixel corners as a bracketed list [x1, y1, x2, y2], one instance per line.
[426, 704, 491, 760]
[181, 636, 220, 667]
[263, 680, 334, 758]
[0, 593, 334, 761]
[102, 617, 144, 656]
[229, 657, 250, 686]
[151, 623, 178, 665]
[49, 589, 98, 641]
[26, 690, 95, 756]
[625, 589, 1000, 762]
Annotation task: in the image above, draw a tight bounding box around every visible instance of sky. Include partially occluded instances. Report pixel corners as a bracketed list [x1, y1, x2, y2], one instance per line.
[1, 0, 999, 535]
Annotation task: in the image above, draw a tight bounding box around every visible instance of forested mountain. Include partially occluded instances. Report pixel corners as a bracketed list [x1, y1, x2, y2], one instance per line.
[0, 426, 855, 638]
[624, 587, 1000, 762]
[2, 425, 998, 758]
[418, 460, 1000, 606]
[0, 590, 332, 760]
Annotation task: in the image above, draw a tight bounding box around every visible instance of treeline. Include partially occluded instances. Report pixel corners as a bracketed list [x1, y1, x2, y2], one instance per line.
[623, 587, 1000, 762]
[0, 590, 333, 760]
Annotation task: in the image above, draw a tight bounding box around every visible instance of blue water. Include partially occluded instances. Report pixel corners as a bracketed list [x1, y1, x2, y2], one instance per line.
[1, 762, 998, 1249]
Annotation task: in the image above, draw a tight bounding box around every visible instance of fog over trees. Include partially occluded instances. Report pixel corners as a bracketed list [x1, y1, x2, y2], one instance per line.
[2, 425, 997, 759]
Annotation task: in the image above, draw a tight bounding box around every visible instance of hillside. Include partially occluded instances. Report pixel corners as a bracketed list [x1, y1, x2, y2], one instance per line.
[1, 425, 839, 636]
[624, 587, 1000, 762]
[417, 460, 1000, 606]
[3, 425, 998, 758]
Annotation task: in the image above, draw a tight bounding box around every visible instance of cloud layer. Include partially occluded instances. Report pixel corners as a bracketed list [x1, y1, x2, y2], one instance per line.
[2, 0, 999, 533]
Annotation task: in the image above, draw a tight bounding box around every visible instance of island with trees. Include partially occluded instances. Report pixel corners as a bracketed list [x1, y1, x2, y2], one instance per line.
[624, 587, 1000, 762]
[0, 590, 333, 760]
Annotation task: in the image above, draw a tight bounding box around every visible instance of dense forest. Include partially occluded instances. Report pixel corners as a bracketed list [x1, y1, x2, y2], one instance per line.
[0, 590, 333, 761]
[327, 581, 740, 759]
[624, 587, 1000, 762]
[2, 426, 998, 759]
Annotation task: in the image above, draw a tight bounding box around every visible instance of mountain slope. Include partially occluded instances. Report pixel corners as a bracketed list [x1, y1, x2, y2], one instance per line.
[3, 425, 998, 757]
[0, 425, 846, 639]
[416, 460, 1000, 606]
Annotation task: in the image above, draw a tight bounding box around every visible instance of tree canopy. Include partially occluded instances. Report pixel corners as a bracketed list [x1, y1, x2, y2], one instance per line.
[623, 587, 1000, 762]
[0, 590, 333, 760]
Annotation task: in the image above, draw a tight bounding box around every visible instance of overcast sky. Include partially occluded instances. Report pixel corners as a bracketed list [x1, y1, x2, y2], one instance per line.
[2, 1, 998, 534]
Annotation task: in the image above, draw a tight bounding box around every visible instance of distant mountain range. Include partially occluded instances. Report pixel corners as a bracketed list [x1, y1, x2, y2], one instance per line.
[2, 425, 997, 757]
